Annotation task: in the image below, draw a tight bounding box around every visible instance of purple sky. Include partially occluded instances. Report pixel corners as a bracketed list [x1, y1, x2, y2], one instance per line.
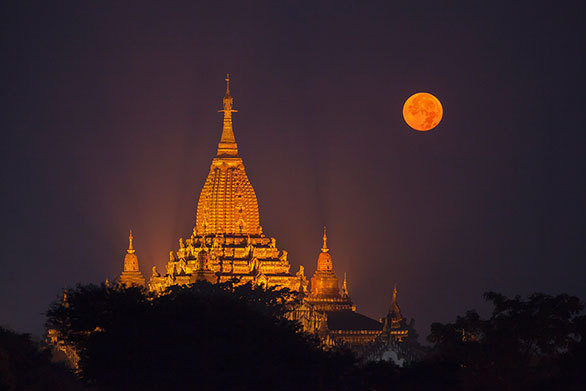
[2, 1, 586, 337]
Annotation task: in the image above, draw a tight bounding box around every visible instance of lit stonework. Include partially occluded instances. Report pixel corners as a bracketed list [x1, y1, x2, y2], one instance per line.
[50, 76, 411, 368]
[381, 285, 408, 342]
[109, 76, 408, 352]
[117, 230, 146, 287]
[305, 228, 355, 312]
[149, 75, 306, 293]
[196, 74, 260, 235]
[46, 290, 81, 370]
[302, 230, 408, 349]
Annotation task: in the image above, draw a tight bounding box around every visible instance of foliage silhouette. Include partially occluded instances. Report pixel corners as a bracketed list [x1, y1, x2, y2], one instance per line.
[0, 326, 84, 391]
[46, 280, 358, 391]
[44, 286, 586, 390]
[425, 292, 585, 390]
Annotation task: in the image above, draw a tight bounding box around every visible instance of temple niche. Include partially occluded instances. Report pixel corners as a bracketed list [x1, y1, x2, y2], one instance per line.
[115, 76, 408, 352]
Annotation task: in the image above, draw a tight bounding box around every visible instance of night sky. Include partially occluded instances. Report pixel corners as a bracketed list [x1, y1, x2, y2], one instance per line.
[2, 1, 586, 337]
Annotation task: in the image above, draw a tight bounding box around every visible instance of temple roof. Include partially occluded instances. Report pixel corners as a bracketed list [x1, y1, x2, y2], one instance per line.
[326, 310, 382, 331]
[383, 285, 405, 332]
[123, 230, 138, 272]
[195, 76, 261, 236]
[119, 230, 146, 287]
[316, 227, 333, 272]
[389, 284, 403, 320]
[310, 227, 342, 298]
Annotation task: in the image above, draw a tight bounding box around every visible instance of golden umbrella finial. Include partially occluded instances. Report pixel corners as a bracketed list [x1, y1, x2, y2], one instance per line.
[127, 229, 135, 254]
[221, 73, 236, 112]
[217, 73, 238, 157]
[322, 226, 328, 252]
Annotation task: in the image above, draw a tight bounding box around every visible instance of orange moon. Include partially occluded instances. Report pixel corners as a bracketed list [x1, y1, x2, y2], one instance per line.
[402, 92, 443, 131]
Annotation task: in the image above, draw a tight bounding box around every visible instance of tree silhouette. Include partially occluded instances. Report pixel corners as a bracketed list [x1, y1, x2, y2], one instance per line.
[46, 281, 358, 391]
[44, 285, 586, 390]
[426, 292, 585, 390]
[0, 326, 84, 391]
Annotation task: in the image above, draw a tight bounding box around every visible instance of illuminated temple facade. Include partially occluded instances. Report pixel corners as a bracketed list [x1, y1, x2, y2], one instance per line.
[117, 230, 146, 288]
[147, 76, 306, 293]
[116, 76, 407, 349]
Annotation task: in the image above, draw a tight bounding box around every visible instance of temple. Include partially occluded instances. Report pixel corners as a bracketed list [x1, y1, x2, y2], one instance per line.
[146, 75, 306, 293]
[117, 230, 146, 288]
[115, 75, 408, 351]
[301, 228, 407, 348]
[306, 228, 354, 312]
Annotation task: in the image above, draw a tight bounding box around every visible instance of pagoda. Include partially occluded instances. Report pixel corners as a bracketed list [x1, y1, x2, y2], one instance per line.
[117, 230, 146, 287]
[381, 285, 408, 342]
[302, 229, 404, 348]
[305, 228, 355, 312]
[117, 75, 407, 350]
[149, 75, 307, 292]
[52, 76, 412, 368]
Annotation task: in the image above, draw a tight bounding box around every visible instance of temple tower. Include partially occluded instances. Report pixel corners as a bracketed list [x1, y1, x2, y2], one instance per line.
[310, 228, 341, 298]
[195, 74, 260, 236]
[149, 76, 305, 292]
[117, 230, 146, 287]
[382, 284, 407, 341]
[306, 228, 354, 312]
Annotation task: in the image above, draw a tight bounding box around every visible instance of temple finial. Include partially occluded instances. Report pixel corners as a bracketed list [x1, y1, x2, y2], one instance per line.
[388, 283, 403, 323]
[127, 229, 135, 254]
[342, 272, 349, 296]
[217, 74, 238, 157]
[321, 226, 328, 252]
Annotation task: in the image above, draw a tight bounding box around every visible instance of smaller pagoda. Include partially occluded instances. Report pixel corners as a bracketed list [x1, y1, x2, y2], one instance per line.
[117, 230, 146, 287]
[381, 285, 408, 342]
[301, 228, 409, 349]
[305, 228, 354, 312]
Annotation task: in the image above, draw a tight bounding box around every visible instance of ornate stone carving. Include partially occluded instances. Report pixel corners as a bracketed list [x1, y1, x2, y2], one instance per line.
[148, 78, 306, 293]
[279, 250, 288, 262]
[117, 230, 146, 287]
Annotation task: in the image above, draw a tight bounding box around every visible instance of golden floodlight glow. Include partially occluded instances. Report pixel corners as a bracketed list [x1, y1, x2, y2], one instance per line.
[402, 92, 443, 131]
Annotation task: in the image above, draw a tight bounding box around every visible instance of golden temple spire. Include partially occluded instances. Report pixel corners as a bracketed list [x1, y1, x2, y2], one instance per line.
[342, 272, 349, 297]
[217, 73, 239, 157]
[118, 230, 145, 286]
[127, 229, 135, 254]
[322, 226, 328, 253]
[388, 283, 403, 320]
[315, 227, 333, 273]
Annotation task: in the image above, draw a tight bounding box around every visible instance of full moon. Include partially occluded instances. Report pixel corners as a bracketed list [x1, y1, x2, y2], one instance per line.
[402, 92, 443, 131]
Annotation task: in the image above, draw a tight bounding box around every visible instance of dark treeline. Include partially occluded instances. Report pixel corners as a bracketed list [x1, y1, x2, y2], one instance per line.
[0, 327, 84, 391]
[45, 281, 361, 391]
[1, 282, 585, 390]
[415, 292, 586, 390]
